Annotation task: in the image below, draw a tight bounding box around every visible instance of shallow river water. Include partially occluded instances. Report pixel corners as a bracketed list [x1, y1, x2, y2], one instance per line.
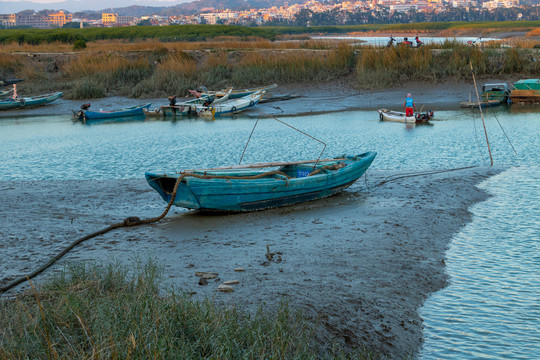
[0, 107, 538, 358]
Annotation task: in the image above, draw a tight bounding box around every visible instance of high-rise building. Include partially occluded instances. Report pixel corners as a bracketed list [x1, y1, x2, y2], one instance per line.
[49, 11, 73, 27]
[0, 14, 16, 28]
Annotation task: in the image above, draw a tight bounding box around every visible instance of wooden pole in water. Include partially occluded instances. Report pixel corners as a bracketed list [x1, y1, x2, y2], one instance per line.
[470, 61, 493, 166]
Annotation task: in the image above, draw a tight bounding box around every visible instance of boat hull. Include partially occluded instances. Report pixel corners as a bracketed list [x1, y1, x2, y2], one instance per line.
[0, 92, 63, 110]
[196, 92, 263, 117]
[146, 152, 376, 212]
[459, 100, 502, 108]
[378, 109, 432, 123]
[161, 95, 214, 117]
[190, 84, 277, 99]
[510, 89, 540, 104]
[161, 104, 197, 116]
[79, 103, 151, 120]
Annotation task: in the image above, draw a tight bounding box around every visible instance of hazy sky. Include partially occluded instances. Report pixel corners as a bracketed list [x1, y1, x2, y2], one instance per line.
[0, 0, 188, 12]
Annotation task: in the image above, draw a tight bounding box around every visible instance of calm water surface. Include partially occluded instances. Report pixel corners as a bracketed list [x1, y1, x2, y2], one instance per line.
[312, 36, 498, 46]
[0, 108, 538, 358]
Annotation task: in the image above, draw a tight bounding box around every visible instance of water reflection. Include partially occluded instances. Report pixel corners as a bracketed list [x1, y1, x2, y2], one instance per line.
[312, 36, 499, 47]
[77, 114, 148, 125]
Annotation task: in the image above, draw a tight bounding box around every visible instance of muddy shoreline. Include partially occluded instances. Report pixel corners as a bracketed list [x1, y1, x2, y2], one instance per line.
[0, 166, 504, 358]
[0, 77, 514, 119]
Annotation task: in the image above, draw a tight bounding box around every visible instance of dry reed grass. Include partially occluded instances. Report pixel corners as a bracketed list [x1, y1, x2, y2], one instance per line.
[508, 38, 540, 48]
[0, 41, 75, 53]
[2, 37, 537, 98]
[0, 53, 20, 76]
[526, 28, 540, 37]
[0, 38, 347, 55]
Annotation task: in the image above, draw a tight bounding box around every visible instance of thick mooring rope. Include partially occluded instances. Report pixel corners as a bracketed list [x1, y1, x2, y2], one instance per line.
[0, 170, 291, 294]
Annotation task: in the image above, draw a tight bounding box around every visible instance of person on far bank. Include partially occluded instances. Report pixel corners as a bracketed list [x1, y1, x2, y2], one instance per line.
[403, 93, 416, 116]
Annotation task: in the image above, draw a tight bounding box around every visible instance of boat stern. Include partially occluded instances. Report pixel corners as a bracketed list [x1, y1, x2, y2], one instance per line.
[145, 172, 201, 209]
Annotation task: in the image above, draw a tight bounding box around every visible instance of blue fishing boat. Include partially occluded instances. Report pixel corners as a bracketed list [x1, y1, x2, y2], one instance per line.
[145, 152, 376, 212]
[0, 92, 63, 110]
[74, 103, 151, 121]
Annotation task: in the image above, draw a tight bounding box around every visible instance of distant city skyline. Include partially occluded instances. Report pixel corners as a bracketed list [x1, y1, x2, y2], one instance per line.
[0, 0, 187, 13]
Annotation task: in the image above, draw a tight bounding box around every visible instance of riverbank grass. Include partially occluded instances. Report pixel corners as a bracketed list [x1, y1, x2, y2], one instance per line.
[0, 260, 377, 359]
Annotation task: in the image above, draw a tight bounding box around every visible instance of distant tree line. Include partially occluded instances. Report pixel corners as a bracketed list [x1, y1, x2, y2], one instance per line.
[0, 25, 277, 45]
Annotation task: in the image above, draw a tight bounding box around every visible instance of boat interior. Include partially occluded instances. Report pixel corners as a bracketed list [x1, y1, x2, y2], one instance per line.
[149, 161, 348, 195]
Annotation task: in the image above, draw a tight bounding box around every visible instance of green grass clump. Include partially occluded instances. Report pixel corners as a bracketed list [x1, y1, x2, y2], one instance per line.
[0, 25, 277, 46]
[0, 260, 378, 359]
[71, 80, 105, 99]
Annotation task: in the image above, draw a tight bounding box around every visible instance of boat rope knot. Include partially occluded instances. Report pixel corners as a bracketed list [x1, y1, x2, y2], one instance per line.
[308, 162, 346, 176]
[123, 216, 142, 227]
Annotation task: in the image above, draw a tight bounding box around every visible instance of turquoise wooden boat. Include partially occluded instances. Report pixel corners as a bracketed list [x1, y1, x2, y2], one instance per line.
[75, 103, 151, 120]
[145, 152, 376, 212]
[0, 92, 62, 110]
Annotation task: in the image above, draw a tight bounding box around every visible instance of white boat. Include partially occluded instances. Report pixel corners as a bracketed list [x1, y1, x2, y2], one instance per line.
[378, 109, 433, 123]
[378, 109, 416, 123]
[196, 91, 265, 117]
[189, 84, 277, 99]
[160, 94, 214, 116]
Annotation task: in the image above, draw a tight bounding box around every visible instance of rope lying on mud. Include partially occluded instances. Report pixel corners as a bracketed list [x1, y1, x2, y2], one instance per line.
[374, 165, 479, 187]
[0, 165, 478, 294]
[0, 170, 291, 294]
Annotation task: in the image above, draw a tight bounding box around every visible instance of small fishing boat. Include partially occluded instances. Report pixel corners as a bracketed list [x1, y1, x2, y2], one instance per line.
[460, 83, 509, 108]
[160, 95, 214, 117]
[480, 83, 509, 103]
[143, 107, 164, 117]
[189, 84, 277, 99]
[378, 109, 433, 123]
[74, 103, 151, 120]
[145, 152, 376, 212]
[0, 92, 63, 110]
[196, 91, 265, 117]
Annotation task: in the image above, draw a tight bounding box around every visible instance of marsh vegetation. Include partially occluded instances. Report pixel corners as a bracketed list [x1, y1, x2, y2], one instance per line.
[0, 22, 538, 99]
[0, 260, 377, 359]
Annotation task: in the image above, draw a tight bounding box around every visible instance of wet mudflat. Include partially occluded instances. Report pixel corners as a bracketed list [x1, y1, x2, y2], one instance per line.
[1, 97, 538, 358]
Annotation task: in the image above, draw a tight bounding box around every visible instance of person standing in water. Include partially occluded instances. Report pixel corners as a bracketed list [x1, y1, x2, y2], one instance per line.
[403, 93, 416, 116]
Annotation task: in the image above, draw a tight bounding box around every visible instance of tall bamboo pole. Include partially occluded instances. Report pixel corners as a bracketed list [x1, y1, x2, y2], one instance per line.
[470, 61, 493, 166]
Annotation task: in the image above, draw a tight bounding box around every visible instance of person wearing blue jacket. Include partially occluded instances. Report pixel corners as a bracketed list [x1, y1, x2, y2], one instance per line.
[403, 93, 416, 117]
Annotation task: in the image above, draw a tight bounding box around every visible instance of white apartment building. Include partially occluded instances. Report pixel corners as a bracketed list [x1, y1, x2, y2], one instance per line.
[389, 3, 418, 11]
